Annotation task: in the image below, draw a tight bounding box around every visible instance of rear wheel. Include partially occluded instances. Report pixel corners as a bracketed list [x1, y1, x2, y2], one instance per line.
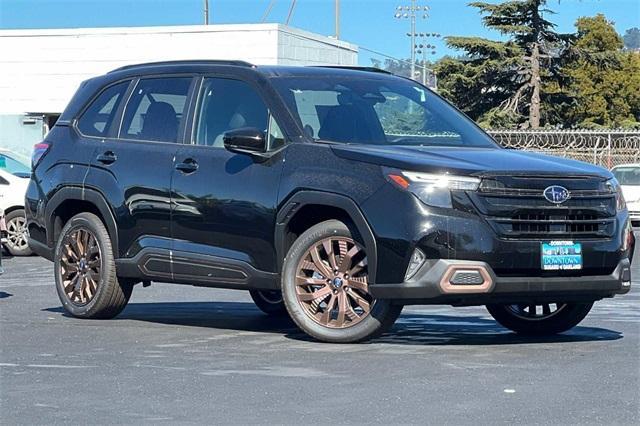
[54, 212, 133, 319]
[282, 220, 402, 343]
[5, 209, 32, 256]
[486, 302, 593, 335]
[249, 290, 288, 316]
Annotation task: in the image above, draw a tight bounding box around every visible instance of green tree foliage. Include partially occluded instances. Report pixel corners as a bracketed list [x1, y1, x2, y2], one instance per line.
[371, 57, 436, 80]
[435, 2, 639, 129]
[371, 58, 412, 78]
[436, 0, 570, 129]
[623, 27, 640, 50]
[557, 15, 640, 128]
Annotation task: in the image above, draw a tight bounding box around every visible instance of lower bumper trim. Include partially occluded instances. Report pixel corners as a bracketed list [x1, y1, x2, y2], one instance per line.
[370, 258, 632, 305]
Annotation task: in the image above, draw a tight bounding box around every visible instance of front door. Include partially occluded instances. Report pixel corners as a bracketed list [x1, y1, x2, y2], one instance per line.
[170, 76, 287, 285]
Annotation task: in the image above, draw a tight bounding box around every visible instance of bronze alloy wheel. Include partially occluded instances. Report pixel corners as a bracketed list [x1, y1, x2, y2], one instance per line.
[295, 236, 373, 329]
[60, 228, 102, 306]
[6, 215, 28, 252]
[506, 303, 567, 320]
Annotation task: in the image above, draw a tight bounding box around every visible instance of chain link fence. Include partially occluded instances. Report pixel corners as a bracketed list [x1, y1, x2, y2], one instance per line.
[487, 129, 640, 169]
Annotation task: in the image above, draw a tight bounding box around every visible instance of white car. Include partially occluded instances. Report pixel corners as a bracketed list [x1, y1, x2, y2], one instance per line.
[0, 149, 32, 256]
[612, 163, 640, 228]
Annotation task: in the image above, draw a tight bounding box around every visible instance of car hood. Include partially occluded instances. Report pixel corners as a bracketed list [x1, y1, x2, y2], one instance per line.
[330, 145, 612, 178]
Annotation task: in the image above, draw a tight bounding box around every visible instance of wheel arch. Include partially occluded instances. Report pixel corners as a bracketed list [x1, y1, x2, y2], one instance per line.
[3, 205, 25, 216]
[275, 191, 378, 284]
[45, 186, 119, 257]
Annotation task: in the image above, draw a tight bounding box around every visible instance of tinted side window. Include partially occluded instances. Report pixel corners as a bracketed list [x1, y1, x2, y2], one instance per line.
[120, 77, 192, 143]
[77, 81, 129, 137]
[195, 78, 269, 147]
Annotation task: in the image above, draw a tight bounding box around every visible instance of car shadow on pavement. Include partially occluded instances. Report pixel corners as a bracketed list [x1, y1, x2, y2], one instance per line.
[45, 302, 298, 335]
[44, 302, 623, 345]
[370, 313, 623, 346]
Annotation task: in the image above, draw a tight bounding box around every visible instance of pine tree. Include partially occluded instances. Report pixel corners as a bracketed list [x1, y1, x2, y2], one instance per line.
[436, 0, 570, 128]
[623, 27, 640, 51]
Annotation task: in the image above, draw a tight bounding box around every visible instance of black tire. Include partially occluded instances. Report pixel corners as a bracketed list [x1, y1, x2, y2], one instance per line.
[281, 219, 402, 343]
[249, 290, 288, 316]
[486, 302, 594, 335]
[5, 209, 33, 256]
[54, 212, 133, 319]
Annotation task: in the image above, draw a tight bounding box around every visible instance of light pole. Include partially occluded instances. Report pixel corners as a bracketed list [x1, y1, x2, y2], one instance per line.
[204, 0, 209, 25]
[335, 0, 340, 39]
[415, 32, 440, 86]
[394, 2, 429, 80]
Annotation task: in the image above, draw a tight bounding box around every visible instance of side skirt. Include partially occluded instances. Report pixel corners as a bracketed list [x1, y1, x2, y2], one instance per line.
[115, 248, 279, 290]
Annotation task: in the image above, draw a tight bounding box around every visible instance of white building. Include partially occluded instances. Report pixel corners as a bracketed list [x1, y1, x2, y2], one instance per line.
[0, 23, 358, 156]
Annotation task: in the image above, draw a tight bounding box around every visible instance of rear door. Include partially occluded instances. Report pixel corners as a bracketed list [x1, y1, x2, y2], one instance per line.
[170, 76, 287, 283]
[82, 76, 195, 264]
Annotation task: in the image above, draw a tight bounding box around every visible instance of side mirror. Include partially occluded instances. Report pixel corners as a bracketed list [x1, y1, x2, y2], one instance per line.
[223, 127, 267, 156]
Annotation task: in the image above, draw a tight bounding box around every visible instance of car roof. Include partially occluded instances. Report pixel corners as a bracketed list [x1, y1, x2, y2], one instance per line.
[58, 61, 406, 124]
[0, 148, 17, 156]
[104, 60, 396, 80]
[612, 164, 640, 169]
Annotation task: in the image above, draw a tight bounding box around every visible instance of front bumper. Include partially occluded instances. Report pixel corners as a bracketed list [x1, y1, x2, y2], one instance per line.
[370, 258, 632, 305]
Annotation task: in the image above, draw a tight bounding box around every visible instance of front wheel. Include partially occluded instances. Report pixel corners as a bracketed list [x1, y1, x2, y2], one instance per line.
[486, 302, 593, 335]
[282, 220, 402, 343]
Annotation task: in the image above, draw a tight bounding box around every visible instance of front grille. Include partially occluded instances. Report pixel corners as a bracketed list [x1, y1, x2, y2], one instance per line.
[492, 213, 614, 238]
[469, 176, 617, 240]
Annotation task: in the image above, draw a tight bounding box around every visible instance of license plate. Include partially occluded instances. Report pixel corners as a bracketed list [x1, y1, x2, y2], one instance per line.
[541, 241, 582, 271]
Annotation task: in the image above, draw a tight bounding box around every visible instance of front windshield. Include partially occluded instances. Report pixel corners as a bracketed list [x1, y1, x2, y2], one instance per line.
[271, 75, 498, 148]
[0, 153, 30, 177]
[612, 167, 640, 185]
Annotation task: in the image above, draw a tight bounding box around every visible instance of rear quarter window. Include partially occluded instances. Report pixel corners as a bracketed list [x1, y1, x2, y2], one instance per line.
[76, 81, 130, 137]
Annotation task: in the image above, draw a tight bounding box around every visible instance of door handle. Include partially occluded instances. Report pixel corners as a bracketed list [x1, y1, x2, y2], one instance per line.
[175, 158, 198, 174]
[96, 151, 117, 165]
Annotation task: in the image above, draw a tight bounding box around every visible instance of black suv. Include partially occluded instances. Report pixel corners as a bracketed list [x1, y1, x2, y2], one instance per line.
[26, 61, 635, 343]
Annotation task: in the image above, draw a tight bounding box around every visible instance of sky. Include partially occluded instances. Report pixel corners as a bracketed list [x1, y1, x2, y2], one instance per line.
[1, 0, 639, 66]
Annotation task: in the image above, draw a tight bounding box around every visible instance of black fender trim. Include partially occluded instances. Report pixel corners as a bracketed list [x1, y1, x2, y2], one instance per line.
[45, 186, 119, 257]
[275, 191, 378, 284]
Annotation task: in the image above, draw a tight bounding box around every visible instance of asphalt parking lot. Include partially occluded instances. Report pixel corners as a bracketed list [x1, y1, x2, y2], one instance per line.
[1, 240, 639, 425]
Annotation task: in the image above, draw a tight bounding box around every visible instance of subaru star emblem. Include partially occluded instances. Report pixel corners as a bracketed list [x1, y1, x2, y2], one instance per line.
[543, 185, 570, 204]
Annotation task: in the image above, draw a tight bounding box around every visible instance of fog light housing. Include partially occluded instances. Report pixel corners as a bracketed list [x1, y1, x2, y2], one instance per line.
[405, 248, 426, 281]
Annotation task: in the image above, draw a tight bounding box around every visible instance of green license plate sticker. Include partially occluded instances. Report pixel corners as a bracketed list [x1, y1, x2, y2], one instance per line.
[541, 241, 582, 271]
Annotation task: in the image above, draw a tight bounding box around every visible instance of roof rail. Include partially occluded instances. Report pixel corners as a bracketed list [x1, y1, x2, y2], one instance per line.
[109, 60, 254, 73]
[309, 65, 393, 75]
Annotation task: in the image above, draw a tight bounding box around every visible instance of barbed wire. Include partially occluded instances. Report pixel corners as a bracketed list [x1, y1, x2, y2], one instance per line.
[487, 129, 640, 168]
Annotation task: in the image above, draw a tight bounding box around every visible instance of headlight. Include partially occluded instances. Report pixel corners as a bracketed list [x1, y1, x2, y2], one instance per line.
[606, 178, 626, 212]
[385, 168, 481, 208]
